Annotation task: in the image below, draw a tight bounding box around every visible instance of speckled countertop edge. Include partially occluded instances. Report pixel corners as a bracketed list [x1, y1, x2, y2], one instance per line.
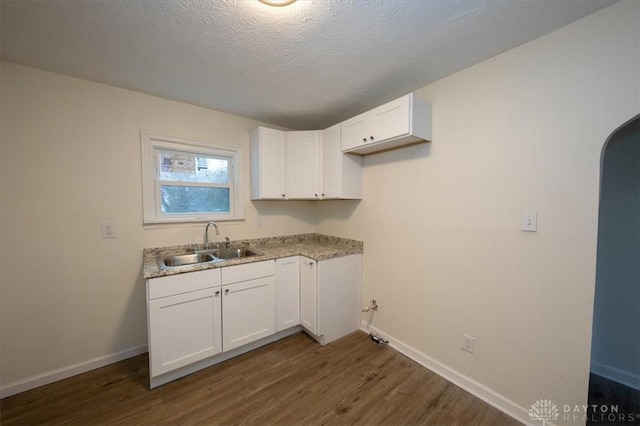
[143, 233, 363, 279]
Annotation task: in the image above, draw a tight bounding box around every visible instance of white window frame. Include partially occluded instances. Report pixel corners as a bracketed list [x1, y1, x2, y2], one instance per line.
[141, 131, 244, 224]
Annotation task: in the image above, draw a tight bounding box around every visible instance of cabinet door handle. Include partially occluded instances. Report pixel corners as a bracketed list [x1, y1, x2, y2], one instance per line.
[362, 137, 367, 142]
[370, 136, 374, 141]
[282, 194, 286, 197]
[314, 193, 318, 197]
[225, 289, 230, 294]
[215, 290, 220, 296]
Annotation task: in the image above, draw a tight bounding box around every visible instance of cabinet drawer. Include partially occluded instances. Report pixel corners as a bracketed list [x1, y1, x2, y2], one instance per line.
[221, 260, 275, 285]
[147, 268, 221, 300]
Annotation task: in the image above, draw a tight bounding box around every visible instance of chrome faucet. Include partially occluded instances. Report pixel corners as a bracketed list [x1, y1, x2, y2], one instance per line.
[225, 236, 231, 249]
[204, 222, 219, 249]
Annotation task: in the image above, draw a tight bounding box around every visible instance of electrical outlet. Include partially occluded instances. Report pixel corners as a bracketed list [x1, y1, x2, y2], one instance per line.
[101, 222, 117, 239]
[256, 216, 262, 229]
[463, 334, 475, 353]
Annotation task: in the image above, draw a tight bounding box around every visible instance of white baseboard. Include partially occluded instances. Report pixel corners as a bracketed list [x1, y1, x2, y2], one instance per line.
[0, 345, 148, 399]
[591, 362, 640, 391]
[361, 322, 535, 426]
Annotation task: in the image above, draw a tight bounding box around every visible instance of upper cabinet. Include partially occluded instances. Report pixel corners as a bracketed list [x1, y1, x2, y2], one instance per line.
[251, 126, 362, 201]
[286, 131, 321, 199]
[250, 127, 286, 199]
[251, 128, 321, 200]
[251, 94, 427, 200]
[340, 93, 432, 155]
[321, 124, 362, 199]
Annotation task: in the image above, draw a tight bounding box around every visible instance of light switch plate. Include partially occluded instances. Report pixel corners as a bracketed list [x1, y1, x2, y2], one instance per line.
[521, 212, 537, 232]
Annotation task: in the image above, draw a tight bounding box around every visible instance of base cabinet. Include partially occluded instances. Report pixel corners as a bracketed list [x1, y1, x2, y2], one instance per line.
[147, 269, 222, 377]
[276, 257, 300, 331]
[300, 254, 362, 344]
[148, 288, 222, 377]
[146, 254, 361, 387]
[300, 257, 318, 335]
[222, 276, 276, 351]
[221, 260, 277, 351]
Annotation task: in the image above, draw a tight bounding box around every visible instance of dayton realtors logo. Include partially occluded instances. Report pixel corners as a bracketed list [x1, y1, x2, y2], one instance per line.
[529, 398, 639, 424]
[529, 399, 560, 425]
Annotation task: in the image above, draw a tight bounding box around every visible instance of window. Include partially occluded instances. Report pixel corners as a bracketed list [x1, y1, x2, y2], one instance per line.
[141, 132, 243, 224]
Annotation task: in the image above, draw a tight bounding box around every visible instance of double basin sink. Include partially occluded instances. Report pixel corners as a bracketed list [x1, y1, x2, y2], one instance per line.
[158, 248, 261, 270]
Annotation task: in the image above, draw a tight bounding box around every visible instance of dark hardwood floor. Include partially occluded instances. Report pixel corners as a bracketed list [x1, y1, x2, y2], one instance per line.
[1, 331, 520, 425]
[588, 373, 640, 426]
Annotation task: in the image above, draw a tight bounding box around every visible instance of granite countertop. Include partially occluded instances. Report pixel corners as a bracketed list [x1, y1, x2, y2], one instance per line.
[143, 233, 363, 279]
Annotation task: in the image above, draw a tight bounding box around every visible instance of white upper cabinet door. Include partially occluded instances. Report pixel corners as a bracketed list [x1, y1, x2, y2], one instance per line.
[251, 127, 286, 199]
[286, 131, 321, 199]
[340, 93, 432, 155]
[323, 124, 363, 200]
[370, 95, 411, 143]
[340, 111, 370, 152]
[252, 125, 362, 200]
[321, 124, 341, 199]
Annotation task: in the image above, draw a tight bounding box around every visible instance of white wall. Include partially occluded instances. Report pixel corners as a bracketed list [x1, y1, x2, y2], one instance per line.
[317, 0, 639, 422]
[1, 1, 638, 420]
[591, 119, 639, 389]
[0, 61, 315, 387]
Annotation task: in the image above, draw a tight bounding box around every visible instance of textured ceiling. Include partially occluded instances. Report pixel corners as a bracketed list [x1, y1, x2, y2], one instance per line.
[1, 0, 618, 129]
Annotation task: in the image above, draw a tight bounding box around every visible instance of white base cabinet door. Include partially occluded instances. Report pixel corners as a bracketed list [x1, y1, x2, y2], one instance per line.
[300, 257, 318, 335]
[276, 257, 300, 331]
[316, 255, 362, 344]
[148, 287, 222, 377]
[300, 255, 362, 344]
[222, 277, 276, 351]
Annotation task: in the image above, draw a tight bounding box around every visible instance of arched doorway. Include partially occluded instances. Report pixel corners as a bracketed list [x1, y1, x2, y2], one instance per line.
[588, 115, 639, 425]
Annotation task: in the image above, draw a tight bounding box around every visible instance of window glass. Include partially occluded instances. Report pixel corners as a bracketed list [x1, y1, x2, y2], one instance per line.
[158, 151, 229, 184]
[161, 186, 230, 214]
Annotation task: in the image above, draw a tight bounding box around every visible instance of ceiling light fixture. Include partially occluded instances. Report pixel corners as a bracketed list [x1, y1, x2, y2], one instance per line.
[258, 0, 297, 6]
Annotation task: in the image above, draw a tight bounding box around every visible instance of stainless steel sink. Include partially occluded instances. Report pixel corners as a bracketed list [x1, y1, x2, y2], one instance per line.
[159, 253, 217, 269]
[157, 248, 262, 269]
[211, 248, 261, 260]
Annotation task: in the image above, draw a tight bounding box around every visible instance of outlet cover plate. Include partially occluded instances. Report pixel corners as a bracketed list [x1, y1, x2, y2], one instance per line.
[101, 222, 117, 239]
[463, 334, 475, 353]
